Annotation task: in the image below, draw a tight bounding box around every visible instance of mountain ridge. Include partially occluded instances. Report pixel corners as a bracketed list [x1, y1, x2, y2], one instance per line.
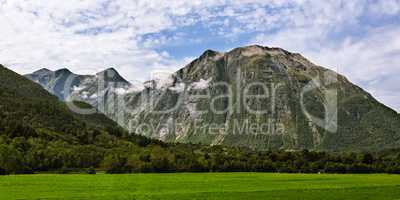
[23, 45, 400, 151]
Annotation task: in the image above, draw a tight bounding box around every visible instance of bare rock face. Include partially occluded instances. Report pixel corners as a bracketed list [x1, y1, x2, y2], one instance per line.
[25, 45, 400, 151]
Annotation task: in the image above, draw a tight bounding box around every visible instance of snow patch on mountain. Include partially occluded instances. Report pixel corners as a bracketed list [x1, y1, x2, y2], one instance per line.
[191, 78, 211, 90]
[115, 87, 129, 95]
[169, 82, 185, 92]
[89, 93, 98, 99]
[73, 86, 85, 92]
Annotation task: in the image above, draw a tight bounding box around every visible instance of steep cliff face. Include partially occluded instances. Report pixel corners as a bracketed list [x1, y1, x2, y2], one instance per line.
[25, 45, 400, 151]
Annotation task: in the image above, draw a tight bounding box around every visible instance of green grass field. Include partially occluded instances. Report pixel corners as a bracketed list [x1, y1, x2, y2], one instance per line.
[1, 173, 400, 200]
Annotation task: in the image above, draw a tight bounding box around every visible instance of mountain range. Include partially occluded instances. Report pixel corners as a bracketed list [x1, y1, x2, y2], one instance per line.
[24, 45, 400, 151]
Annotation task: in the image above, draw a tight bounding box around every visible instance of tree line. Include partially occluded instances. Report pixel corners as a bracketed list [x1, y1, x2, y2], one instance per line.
[1, 133, 400, 175]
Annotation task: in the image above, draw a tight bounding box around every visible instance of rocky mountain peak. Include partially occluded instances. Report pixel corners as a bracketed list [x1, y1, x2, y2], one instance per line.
[200, 49, 221, 57]
[54, 68, 73, 76]
[198, 49, 225, 61]
[32, 68, 52, 75]
[98, 67, 118, 74]
[96, 67, 130, 84]
[196, 45, 304, 65]
[228, 45, 290, 57]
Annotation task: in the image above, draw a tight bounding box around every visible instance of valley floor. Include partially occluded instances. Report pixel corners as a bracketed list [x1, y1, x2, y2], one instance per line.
[1, 173, 400, 200]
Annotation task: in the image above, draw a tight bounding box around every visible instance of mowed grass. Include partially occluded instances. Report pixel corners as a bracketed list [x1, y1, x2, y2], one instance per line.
[1, 173, 400, 200]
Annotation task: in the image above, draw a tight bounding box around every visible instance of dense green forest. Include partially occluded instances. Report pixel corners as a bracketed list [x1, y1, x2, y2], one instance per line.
[1, 134, 400, 174]
[1, 64, 400, 175]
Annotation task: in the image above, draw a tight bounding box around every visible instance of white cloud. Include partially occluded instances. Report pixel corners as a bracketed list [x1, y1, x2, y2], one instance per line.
[369, 0, 400, 16]
[0, 0, 220, 81]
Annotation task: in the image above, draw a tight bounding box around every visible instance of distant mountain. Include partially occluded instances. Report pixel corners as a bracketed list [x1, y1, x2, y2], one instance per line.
[26, 67, 130, 101]
[0, 64, 131, 143]
[25, 45, 400, 151]
[25, 67, 131, 125]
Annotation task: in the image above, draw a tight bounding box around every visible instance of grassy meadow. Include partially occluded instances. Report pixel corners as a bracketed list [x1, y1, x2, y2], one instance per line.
[1, 173, 400, 200]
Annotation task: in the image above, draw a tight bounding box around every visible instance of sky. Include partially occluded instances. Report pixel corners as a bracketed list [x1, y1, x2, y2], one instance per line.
[0, 0, 399, 111]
